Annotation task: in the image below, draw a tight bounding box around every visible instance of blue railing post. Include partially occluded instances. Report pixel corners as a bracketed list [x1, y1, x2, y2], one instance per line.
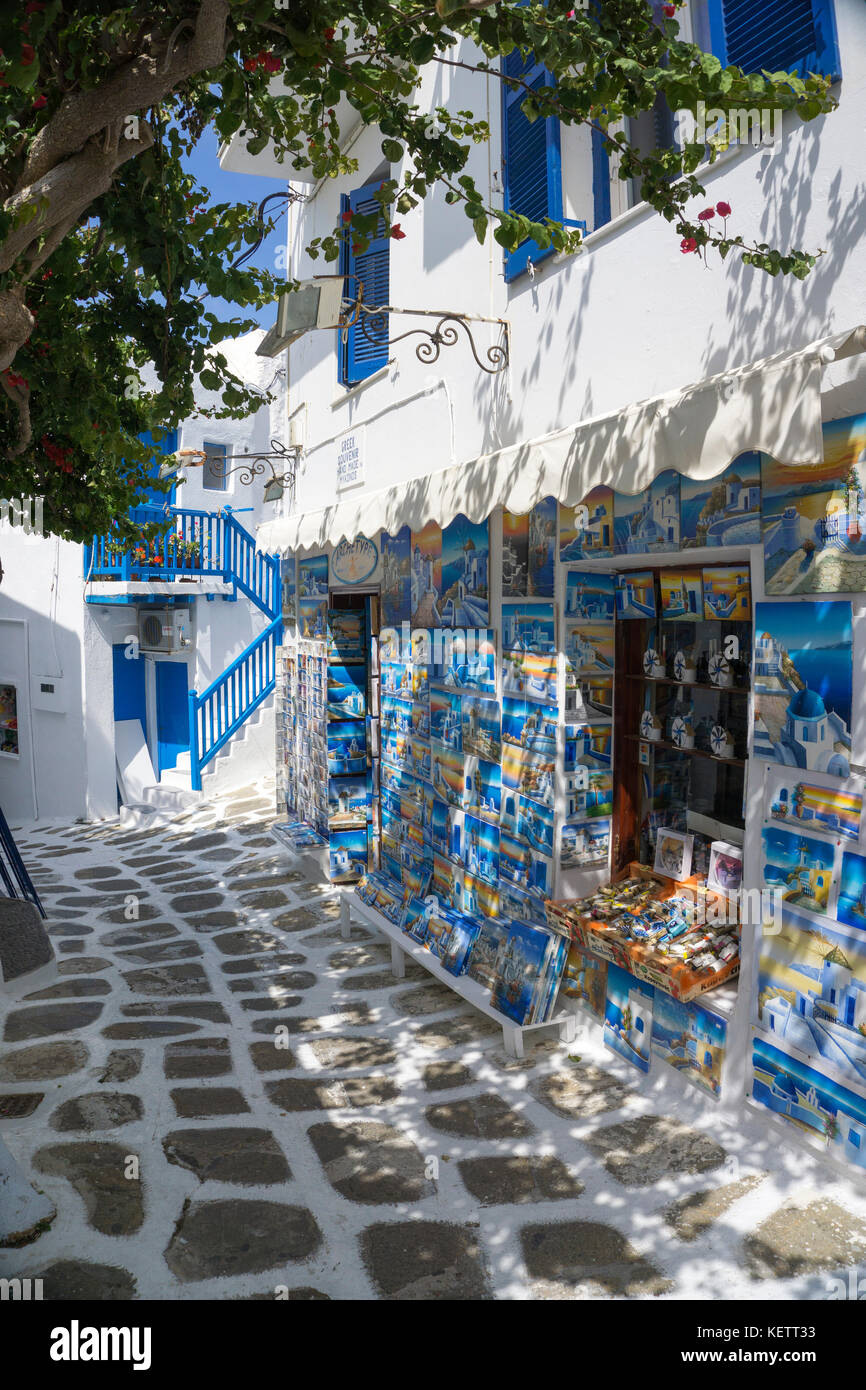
[188, 688, 202, 791]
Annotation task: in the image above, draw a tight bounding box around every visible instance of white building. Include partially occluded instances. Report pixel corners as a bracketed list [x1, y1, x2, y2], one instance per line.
[0, 333, 285, 824]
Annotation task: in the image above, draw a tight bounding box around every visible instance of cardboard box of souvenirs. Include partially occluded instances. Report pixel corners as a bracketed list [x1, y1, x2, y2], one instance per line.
[544, 869, 740, 1004]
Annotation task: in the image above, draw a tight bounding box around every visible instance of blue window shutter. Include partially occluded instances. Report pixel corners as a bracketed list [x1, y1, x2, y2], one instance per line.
[707, 0, 840, 82]
[139, 428, 178, 509]
[340, 180, 390, 385]
[591, 125, 611, 231]
[501, 48, 563, 282]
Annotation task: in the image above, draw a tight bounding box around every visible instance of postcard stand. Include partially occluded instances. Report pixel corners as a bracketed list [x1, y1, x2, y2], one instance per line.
[341, 892, 577, 1059]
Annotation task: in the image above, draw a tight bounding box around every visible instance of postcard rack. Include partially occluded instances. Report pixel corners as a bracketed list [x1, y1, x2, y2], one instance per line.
[341, 893, 577, 1059]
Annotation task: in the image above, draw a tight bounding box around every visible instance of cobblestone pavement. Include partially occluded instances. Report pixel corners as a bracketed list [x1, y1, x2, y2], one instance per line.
[4, 782, 866, 1300]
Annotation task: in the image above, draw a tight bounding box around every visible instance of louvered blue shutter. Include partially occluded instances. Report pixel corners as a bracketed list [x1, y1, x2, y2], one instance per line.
[707, 0, 840, 82]
[340, 180, 390, 386]
[501, 48, 563, 282]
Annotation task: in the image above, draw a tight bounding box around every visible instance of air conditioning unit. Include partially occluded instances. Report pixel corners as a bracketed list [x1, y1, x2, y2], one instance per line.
[138, 609, 189, 654]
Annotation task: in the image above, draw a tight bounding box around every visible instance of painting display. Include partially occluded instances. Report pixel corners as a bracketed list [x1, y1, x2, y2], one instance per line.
[760, 825, 835, 918]
[327, 664, 366, 720]
[559, 488, 614, 561]
[327, 775, 368, 829]
[381, 525, 412, 627]
[658, 568, 703, 620]
[431, 628, 496, 694]
[410, 521, 443, 627]
[501, 601, 556, 653]
[564, 570, 616, 622]
[615, 472, 680, 555]
[327, 610, 365, 663]
[702, 565, 752, 620]
[762, 413, 866, 596]
[299, 553, 329, 598]
[837, 851, 866, 931]
[564, 624, 615, 674]
[680, 453, 762, 548]
[329, 827, 369, 883]
[440, 515, 490, 626]
[527, 496, 557, 597]
[298, 596, 328, 641]
[502, 510, 530, 596]
[560, 817, 610, 869]
[561, 944, 608, 1018]
[462, 695, 501, 762]
[604, 963, 655, 1073]
[327, 720, 367, 776]
[753, 600, 853, 778]
[615, 570, 656, 619]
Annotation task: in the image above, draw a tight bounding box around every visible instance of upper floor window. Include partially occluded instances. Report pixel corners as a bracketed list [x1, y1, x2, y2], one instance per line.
[706, 0, 841, 81]
[202, 442, 227, 493]
[339, 180, 390, 386]
[501, 48, 564, 282]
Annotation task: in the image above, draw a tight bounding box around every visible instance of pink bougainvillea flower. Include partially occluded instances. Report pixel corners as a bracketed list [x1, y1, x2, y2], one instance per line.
[341, 210, 353, 223]
[697, 207, 715, 221]
[680, 237, 698, 254]
[663, 3, 677, 14]
[32, 93, 46, 108]
[390, 224, 406, 240]
[20, 43, 35, 64]
[716, 201, 732, 217]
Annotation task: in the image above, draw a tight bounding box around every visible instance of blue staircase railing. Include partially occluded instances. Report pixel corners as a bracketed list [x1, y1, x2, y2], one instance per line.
[0, 805, 45, 915]
[187, 616, 282, 790]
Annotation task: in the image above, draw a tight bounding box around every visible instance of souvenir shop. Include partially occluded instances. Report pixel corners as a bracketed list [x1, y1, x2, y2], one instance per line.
[264, 327, 866, 1175]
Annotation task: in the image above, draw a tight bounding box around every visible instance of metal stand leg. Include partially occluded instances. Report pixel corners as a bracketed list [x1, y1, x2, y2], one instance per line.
[503, 1025, 524, 1060]
[390, 939, 406, 979]
[563, 1015, 578, 1045]
[340, 894, 351, 942]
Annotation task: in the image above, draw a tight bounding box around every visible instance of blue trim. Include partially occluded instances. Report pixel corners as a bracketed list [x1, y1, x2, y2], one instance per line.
[155, 660, 189, 776]
[188, 615, 282, 789]
[707, 0, 840, 82]
[591, 125, 611, 231]
[339, 181, 390, 385]
[501, 55, 563, 283]
[0, 804, 44, 916]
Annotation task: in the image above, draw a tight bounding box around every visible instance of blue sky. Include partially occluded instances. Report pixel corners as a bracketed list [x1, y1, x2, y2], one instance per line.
[182, 125, 289, 329]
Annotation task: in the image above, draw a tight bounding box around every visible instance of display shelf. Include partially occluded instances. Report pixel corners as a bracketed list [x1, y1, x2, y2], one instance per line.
[623, 674, 750, 696]
[624, 733, 747, 768]
[342, 893, 577, 1059]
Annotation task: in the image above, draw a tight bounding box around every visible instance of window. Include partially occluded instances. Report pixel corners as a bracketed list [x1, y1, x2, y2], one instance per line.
[339, 180, 390, 387]
[202, 442, 227, 493]
[706, 0, 841, 82]
[501, 48, 565, 281]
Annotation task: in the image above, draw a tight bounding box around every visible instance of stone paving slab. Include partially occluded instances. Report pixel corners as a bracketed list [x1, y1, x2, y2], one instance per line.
[5, 779, 866, 1302]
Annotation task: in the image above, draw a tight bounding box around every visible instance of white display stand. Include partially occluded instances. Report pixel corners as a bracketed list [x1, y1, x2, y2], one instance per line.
[342, 892, 577, 1060]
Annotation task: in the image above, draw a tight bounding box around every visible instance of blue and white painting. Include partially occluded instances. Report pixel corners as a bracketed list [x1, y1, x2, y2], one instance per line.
[753, 600, 853, 778]
[329, 826, 368, 883]
[564, 571, 616, 622]
[327, 664, 366, 720]
[381, 525, 412, 627]
[527, 497, 557, 597]
[501, 600, 556, 653]
[680, 454, 762, 548]
[838, 851, 866, 932]
[439, 514, 489, 626]
[299, 553, 329, 598]
[751, 1035, 866, 1171]
[604, 964, 654, 1074]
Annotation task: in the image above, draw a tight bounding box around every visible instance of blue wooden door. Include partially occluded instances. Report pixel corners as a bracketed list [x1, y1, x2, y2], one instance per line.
[112, 643, 147, 738]
[155, 660, 189, 776]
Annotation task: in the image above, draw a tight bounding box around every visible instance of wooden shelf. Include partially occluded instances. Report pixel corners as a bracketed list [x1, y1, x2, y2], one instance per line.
[624, 674, 750, 696]
[624, 733, 747, 768]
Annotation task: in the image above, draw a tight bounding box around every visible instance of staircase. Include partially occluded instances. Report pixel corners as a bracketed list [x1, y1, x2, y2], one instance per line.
[87, 506, 283, 808]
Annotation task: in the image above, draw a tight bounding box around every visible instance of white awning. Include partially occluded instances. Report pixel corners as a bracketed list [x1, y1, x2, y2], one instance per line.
[257, 326, 866, 555]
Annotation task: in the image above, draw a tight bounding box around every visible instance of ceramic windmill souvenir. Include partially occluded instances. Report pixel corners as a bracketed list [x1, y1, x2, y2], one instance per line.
[643, 641, 665, 680]
[709, 723, 735, 758]
[639, 691, 662, 742]
[670, 713, 694, 749]
[707, 641, 732, 688]
[673, 648, 697, 683]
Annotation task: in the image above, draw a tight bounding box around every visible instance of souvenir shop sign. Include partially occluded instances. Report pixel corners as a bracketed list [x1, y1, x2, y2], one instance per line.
[335, 426, 365, 492]
[331, 535, 379, 585]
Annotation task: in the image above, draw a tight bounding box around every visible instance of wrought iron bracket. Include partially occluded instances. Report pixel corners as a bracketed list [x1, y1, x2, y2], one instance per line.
[353, 302, 509, 375]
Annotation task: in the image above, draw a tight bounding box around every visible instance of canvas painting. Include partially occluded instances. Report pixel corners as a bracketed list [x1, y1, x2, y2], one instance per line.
[440, 514, 489, 626]
[462, 694, 501, 762]
[761, 825, 835, 918]
[328, 827, 368, 883]
[501, 600, 556, 653]
[502, 509, 530, 596]
[501, 697, 557, 755]
[565, 624, 615, 674]
[433, 852, 464, 912]
[281, 555, 296, 622]
[702, 565, 752, 621]
[467, 918, 512, 990]
[462, 813, 500, 887]
[501, 744, 555, 810]
[299, 553, 329, 598]
[516, 795, 554, 856]
[560, 816, 611, 868]
[327, 664, 366, 720]
[410, 737, 431, 781]
[615, 570, 656, 619]
[327, 610, 365, 663]
[614, 472, 680, 555]
[430, 688, 462, 749]
[757, 903, 866, 1087]
[327, 720, 367, 776]
[432, 628, 496, 694]
[766, 768, 862, 843]
[463, 755, 501, 822]
[753, 600, 853, 778]
[490, 922, 553, 1024]
[412, 700, 430, 739]
[564, 571, 616, 622]
[298, 596, 328, 641]
[431, 742, 464, 808]
[574, 674, 615, 717]
[498, 876, 550, 929]
[464, 873, 500, 920]
[561, 944, 608, 1019]
[654, 828, 694, 881]
[431, 801, 464, 862]
[499, 828, 551, 900]
[659, 569, 703, 621]
[762, 414, 866, 596]
[527, 496, 557, 596]
[565, 768, 613, 820]
[327, 776, 368, 829]
[521, 651, 558, 705]
[604, 963, 655, 1073]
[381, 525, 412, 627]
[837, 851, 866, 931]
[680, 453, 762, 548]
[750, 1034, 866, 1172]
[559, 487, 614, 561]
[571, 722, 613, 771]
[652, 995, 727, 1098]
[410, 521, 443, 627]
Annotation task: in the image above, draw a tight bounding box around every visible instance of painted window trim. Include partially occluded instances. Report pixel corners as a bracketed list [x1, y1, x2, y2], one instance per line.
[201, 440, 228, 493]
[501, 58, 564, 283]
[706, 0, 841, 83]
[338, 182, 391, 387]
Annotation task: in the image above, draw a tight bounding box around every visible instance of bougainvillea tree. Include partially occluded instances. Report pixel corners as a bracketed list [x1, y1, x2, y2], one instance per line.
[0, 0, 837, 543]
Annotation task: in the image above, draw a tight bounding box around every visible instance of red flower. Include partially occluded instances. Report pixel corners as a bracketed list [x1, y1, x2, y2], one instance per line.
[32, 93, 46, 108]
[25, 3, 45, 12]
[324, 27, 336, 42]
[20, 43, 35, 65]
[341, 210, 353, 223]
[716, 200, 732, 217]
[243, 56, 258, 71]
[697, 207, 715, 221]
[663, 3, 677, 15]
[261, 53, 280, 73]
[680, 237, 698, 254]
[390, 224, 406, 240]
